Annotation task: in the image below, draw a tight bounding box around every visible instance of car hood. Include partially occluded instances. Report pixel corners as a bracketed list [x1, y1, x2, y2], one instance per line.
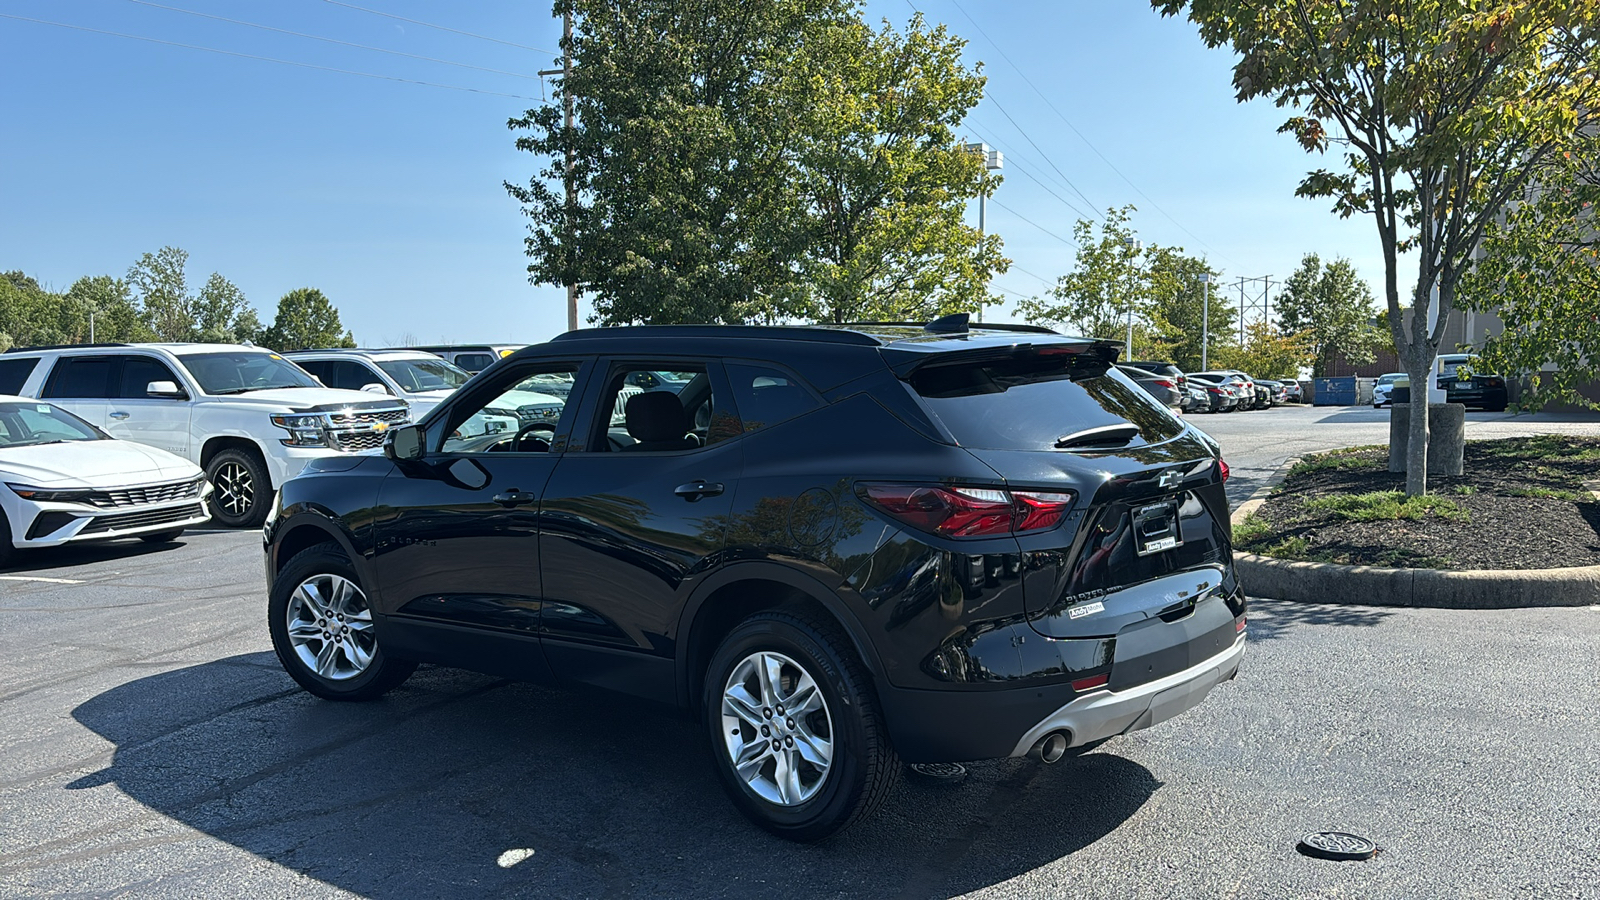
[0, 440, 202, 487]
[204, 387, 409, 412]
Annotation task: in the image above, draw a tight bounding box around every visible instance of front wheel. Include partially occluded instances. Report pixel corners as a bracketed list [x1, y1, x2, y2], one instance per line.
[704, 609, 899, 842]
[206, 447, 271, 528]
[268, 543, 416, 700]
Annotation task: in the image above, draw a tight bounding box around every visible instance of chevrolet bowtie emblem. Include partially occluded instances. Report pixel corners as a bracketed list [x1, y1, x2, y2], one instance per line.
[1157, 470, 1181, 490]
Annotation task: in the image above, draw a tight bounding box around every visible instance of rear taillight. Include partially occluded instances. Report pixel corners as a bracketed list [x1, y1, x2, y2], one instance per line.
[1218, 458, 1230, 481]
[1152, 379, 1175, 388]
[1207, 386, 1223, 394]
[859, 484, 1076, 538]
[1071, 673, 1109, 692]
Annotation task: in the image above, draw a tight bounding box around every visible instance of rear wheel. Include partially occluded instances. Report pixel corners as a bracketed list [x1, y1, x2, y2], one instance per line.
[206, 447, 270, 528]
[268, 542, 416, 700]
[704, 609, 899, 842]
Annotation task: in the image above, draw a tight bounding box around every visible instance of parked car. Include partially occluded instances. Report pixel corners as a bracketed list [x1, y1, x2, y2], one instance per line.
[394, 344, 524, 375]
[1122, 361, 1187, 392]
[0, 343, 410, 528]
[1281, 380, 1304, 403]
[287, 349, 476, 420]
[1372, 372, 1408, 408]
[264, 317, 1245, 841]
[0, 396, 211, 567]
[1116, 364, 1183, 410]
[1212, 370, 1270, 409]
[1186, 372, 1243, 412]
[1254, 379, 1290, 406]
[1437, 354, 1508, 411]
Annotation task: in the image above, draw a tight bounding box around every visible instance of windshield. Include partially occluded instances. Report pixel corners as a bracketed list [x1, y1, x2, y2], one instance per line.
[180, 352, 321, 395]
[1377, 374, 1402, 384]
[0, 401, 104, 448]
[376, 358, 470, 393]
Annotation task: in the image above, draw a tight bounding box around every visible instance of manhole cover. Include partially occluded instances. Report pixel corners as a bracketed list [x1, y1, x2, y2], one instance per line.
[907, 762, 967, 784]
[1297, 832, 1379, 861]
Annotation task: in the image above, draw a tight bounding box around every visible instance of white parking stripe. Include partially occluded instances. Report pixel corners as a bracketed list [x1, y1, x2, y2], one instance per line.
[0, 575, 86, 585]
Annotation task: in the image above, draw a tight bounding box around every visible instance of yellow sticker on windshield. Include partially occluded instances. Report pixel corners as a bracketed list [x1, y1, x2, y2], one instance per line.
[270, 354, 282, 359]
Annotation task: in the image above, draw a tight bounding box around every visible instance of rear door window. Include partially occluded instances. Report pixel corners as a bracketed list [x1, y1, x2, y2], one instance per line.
[41, 356, 118, 399]
[726, 363, 821, 433]
[909, 355, 1185, 450]
[0, 357, 40, 394]
[454, 353, 494, 372]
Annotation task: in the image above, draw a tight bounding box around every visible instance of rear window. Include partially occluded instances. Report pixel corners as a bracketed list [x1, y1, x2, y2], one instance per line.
[909, 356, 1186, 450]
[0, 357, 40, 394]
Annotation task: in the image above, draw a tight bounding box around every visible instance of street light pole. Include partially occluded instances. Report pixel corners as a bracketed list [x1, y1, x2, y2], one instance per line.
[539, 10, 579, 332]
[962, 142, 1003, 323]
[1123, 237, 1142, 359]
[1199, 272, 1211, 370]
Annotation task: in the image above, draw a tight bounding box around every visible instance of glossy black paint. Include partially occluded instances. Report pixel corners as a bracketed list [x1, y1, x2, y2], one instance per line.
[264, 325, 1244, 763]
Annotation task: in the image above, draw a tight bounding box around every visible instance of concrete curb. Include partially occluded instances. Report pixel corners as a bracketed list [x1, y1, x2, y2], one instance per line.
[1228, 450, 1600, 608]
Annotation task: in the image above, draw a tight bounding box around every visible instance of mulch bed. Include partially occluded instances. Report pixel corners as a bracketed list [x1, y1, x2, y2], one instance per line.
[1236, 435, 1600, 570]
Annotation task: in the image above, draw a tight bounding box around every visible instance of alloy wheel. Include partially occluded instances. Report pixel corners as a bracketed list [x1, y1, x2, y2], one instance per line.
[721, 651, 834, 806]
[213, 461, 254, 517]
[285, 573, 376, 681]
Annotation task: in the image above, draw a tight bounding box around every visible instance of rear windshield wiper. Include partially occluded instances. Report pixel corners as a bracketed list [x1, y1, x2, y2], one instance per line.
[1054, 423, 1140, 449]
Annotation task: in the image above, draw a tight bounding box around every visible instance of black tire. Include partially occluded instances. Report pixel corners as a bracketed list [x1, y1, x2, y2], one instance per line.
[703, 609, 899, 842]
[268, 542, 416, 701]
[206, 447, 271, 528]
[0, 507, 14, 569]
[139, 528, 185, 544]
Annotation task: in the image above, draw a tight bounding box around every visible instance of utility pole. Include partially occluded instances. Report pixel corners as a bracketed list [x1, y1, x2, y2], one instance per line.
[961, 142, 1002, 323]
[539, 9, 578, 332]
[1199, 272, 1211, 370]
[1123, 237, 1143, 359]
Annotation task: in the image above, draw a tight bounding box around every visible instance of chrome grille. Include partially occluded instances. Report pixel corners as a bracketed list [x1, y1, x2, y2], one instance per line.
[83, 478, 205, 509]
[330, 430, 386, 452]
[324, 406, 409, 453]
[328, 408, 408, 426]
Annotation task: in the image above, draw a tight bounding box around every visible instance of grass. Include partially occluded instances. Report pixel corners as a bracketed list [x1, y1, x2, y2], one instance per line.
[1259, 536, 1309, 558]
[1450, 485, 1478, 495]
[1233, 513, 1273, 544]
[1301, 490, 1470, 522]
[1508, 486, 1589, 502]
[1288, 445, 1386, 476]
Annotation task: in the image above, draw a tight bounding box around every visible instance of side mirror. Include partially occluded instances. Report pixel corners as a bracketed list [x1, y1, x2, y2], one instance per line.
[361, 383, 391, 395]
[384, 424, 426, 461]
[146, 380, 187, 399]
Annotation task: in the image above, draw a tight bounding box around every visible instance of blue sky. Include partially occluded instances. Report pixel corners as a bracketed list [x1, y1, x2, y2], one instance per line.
[1, 0, 1388, 346]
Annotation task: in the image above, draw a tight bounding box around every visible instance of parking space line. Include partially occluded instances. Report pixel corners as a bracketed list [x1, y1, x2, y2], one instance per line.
[0, 575, 86, 585]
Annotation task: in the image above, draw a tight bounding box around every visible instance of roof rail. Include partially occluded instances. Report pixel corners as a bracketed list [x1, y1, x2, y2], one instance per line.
[549, 325, 881, 346]
[4, 342, 131, 353]
[835, 319, 1060, 336]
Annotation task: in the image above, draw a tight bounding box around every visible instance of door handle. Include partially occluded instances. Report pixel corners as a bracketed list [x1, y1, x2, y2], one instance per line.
[674, 481, 724, 501]
[109, 411, 131, 420]
[492, 489, 538, 507]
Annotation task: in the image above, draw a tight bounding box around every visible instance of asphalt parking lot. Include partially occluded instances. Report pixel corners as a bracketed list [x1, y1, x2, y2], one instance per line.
[3, 408, 1599, 899]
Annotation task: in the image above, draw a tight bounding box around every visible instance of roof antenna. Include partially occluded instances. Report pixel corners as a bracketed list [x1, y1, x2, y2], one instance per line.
[925, 313, 970, 334]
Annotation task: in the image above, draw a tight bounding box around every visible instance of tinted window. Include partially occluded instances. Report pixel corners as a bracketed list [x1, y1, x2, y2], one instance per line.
[42, 356, 117, 399]
[910, 356, 1185, 450]
[727, 363, 820, 432]
[593, 363, 738, 452]
[296, 359, 330, 384]
[118, 356, 182, 398]
[0, 357, 40, 394]
[376, 358, 469, 392]
[321, 360, 385, 392]
[454, 353, 494, 372]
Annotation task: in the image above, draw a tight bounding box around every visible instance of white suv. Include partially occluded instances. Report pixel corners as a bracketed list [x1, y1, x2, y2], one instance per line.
[0, 344, 410, 527]
[286, 349, 472, 420]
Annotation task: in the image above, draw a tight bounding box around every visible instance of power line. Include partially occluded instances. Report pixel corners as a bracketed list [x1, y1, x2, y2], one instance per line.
[122, 0, 543, 81]
[946, 0, 1237, 265]
[989, 197, 1077, 248]
[992, 284, 1035, 301]
[1008, 262, 1057, 288]
[984, 92, 1102, 219]
[321, 0, 558, 55]
[0, 13, 537, 100]
[968, 124, 1096, 222]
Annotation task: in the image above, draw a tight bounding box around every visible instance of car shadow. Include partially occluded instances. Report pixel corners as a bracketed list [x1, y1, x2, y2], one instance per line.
[57, 654, 1160, 899]
[1, 535, 190, 574]
[1244, 598, 1395, 642]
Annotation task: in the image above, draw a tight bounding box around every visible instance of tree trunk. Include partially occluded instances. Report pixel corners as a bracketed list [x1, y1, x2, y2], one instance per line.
[1402, 351, 1434, 495]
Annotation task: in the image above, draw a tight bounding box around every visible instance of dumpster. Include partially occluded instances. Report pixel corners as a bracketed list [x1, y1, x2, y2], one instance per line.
[1313, 376, 1358, 406]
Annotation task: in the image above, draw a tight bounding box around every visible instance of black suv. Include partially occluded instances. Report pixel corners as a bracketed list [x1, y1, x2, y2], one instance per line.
[263, 319, 1246, 841]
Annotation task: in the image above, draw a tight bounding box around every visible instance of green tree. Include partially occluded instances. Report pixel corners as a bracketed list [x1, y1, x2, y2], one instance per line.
[64, 276, 156, 343]
[506, 1, 1003, 326]
[1276, 254, 1383, 377]
[1460, 138, 1600, 409]
[262, 288, 355, 351]
[1142, 246, 1234, 371]
[1154, 0, 1600, 495]
[193, 272, 262, 344]
[128, 247, 193, 341]
[1019, 206, 1146, 342]
[1210, 321, 1315, 380]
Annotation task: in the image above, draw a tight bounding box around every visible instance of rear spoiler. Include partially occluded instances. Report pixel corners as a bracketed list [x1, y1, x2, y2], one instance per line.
[884, 338, 1123, 379]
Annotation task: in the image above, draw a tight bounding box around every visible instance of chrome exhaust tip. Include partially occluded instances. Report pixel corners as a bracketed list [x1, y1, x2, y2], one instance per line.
[1029, 731, 1070, 764]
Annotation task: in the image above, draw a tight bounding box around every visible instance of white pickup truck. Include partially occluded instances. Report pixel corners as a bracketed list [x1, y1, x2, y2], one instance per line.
[0, 343, 410, 527]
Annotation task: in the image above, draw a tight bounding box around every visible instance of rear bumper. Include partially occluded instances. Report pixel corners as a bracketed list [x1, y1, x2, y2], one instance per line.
[1008, 633, 1244, 756]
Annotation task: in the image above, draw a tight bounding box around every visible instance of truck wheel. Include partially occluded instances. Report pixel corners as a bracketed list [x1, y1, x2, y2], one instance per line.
[268, 542, 416, 701]
[704, 609, 899, 842]
[206, 447, 270, 528]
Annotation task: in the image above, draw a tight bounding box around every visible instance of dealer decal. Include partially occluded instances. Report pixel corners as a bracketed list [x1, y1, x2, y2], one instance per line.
[1068, 600, 1106, 620]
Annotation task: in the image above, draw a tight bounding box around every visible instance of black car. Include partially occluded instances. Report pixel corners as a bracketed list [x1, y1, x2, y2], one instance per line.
[263, 317, 1245, 841]
[1436, 354, 1508, 411]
